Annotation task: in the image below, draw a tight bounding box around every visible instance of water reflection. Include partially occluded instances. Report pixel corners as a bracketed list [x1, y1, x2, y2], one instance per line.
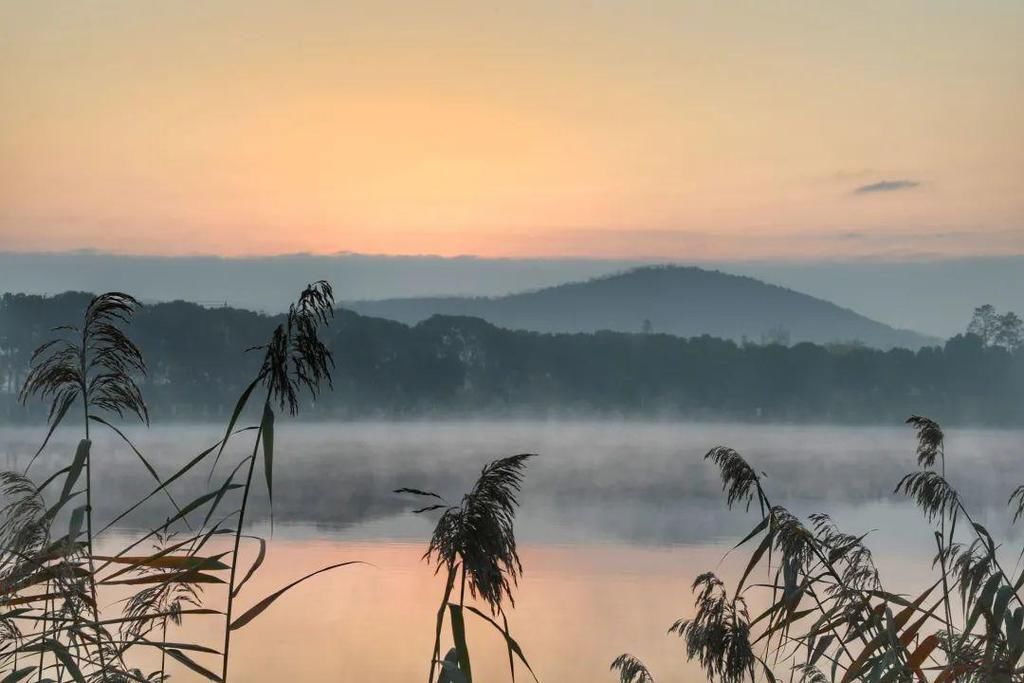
[6, 420, 1023, 681]
[8, 420, 1024, 536]
[96, 530, 941, 682]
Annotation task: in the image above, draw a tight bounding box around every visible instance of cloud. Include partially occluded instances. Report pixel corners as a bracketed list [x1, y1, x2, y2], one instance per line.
[853, 179, 921, 194]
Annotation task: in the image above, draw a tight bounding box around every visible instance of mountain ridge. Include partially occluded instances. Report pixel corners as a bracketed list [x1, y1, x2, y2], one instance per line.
[348, 265, 937, 349]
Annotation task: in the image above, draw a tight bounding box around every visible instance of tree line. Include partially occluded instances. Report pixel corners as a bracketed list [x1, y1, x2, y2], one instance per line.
[2, 291, 1022, 425]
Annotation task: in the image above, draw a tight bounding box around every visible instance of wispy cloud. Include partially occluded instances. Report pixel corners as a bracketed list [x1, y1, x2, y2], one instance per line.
[853, 179, 921, 194]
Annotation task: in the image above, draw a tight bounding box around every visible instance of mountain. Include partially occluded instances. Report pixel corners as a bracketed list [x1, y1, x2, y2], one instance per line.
[3, 251, 1020, 337]
[347, 266, 937, 348]
[3, 291, 1019, 425]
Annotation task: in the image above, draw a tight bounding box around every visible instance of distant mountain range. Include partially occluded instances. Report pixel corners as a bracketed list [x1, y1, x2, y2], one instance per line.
[2, 251, 1020, 337]
[348, 266, 937, 348]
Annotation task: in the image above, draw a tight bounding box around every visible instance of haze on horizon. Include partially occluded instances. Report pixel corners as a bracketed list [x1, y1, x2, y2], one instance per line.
[2, 250, 1022, 338]
[2, 1, 1022, 261]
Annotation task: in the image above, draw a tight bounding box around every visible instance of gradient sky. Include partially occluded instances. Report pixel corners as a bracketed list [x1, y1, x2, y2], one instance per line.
[1, 1, 1021, 260]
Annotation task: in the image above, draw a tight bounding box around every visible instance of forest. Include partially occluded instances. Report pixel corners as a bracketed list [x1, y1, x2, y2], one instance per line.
[2, 291, 1021, 426]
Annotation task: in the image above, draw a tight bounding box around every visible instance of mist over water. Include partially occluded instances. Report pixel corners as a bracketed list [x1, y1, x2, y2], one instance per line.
[6, 419, 1023, 681]
[8, 419, 1022, 544]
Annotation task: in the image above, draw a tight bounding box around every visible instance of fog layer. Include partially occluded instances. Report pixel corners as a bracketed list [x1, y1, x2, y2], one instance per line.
[6, 420, 1021, 547]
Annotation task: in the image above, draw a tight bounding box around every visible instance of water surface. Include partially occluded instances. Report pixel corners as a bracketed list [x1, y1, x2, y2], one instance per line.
[6, 420, 1022, 681]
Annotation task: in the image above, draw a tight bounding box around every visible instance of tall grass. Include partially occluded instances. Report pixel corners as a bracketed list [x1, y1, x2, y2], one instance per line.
[1, 283, 359, 682]
[399, 453, 538, 683]
[613, 415, 1024, 682]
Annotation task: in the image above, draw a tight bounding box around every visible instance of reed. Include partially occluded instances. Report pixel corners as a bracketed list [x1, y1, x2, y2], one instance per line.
[399, 453, 538, 683]
[613, 415, 1024, 682]
[2, 282, 358, 682]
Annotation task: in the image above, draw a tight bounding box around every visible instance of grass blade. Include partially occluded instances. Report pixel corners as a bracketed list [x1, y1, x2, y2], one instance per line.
[229, 561, 363, 631]
[448, 603, 473, 683]
[59, 439, 90, 504]
[102, 570, 226, 586]
[89, 414, 186, 520]
[209, 377, 260, 479]
[24, 392, 74, 473]
[170, 483, 243, 529]
[95, 434, 245, 536]
[429, 566, 458, 683]
[22, 639, 86, 683]
[93, 553, 230, 571]
[261, 403, 275, 531]
[464, 605, 538, 682]
[165, 648, 224, 682]
[232, 537, 266, 598]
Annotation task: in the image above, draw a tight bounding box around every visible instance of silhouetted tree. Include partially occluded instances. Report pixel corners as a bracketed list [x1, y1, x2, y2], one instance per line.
[968, 304, 999, 345]
[996, 312, 1023, 351]
[967, 304, 1022, 352]
[3, 294, 1023, 426]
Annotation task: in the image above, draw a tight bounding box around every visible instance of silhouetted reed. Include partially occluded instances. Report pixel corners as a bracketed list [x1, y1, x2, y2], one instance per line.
[611, 654, 655, 683]
[2, 283, 358, 682]
[613, 415, 1024, 682]
[399, 453, 537, 683]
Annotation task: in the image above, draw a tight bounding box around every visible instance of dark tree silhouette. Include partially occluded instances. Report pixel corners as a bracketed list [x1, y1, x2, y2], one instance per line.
[3, 293, 1023, 426]
[968, 304, 1023, 351]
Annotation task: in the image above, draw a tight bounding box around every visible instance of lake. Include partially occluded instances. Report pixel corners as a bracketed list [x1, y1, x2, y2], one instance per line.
[4, 420, 1023, 681]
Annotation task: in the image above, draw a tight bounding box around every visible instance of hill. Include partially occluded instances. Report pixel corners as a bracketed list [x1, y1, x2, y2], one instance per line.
[2, 292, 1020, 425]
[5, 252, 1021, 337]
[347, 266, 936, 349]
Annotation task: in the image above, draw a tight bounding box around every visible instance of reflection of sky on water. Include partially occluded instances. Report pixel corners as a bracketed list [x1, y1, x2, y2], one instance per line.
[21, 420, 1018, 682]
[90, 527, 949, 682]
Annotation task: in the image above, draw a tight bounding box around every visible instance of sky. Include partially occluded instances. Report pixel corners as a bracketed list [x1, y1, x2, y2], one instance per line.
[1, 1, 1022, 260]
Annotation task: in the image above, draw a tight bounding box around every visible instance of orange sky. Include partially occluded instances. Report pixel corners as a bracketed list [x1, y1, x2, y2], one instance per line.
[1, 1, 1021, 260]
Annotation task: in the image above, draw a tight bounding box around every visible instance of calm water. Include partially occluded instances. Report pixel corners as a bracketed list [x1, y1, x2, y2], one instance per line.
[5, 421, 1023, 681]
